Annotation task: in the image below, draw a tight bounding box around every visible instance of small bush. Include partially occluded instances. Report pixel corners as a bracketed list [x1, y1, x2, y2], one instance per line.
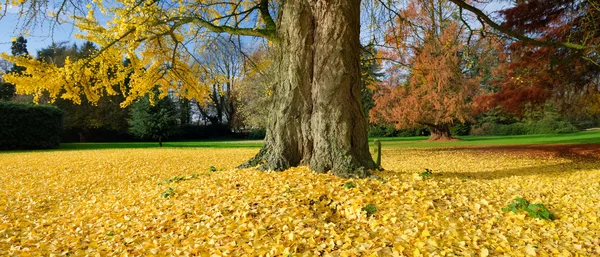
[0, 102, 64, 150]
[397, 126, 430, 137]
[470, 122, 493, 136]
[472, 105, 579, 136]
[419, 168, 433, 179]
[368, 124, 398, 137]
[342, 182, 356, 189]
[368, 124, 430, 137]
[451, 123, 471, 136]
[491, 123, 527, 136]
[159, 174, 199, 185]
[471, 119, 577, 136]
[362, 203, 377, 217]
[527, 118, 577, 134]
[160, 187, 175, 198]
[502, 198, 555, 220]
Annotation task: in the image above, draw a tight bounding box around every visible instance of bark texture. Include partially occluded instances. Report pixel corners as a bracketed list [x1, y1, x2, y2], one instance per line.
[239, 0, 378, 177]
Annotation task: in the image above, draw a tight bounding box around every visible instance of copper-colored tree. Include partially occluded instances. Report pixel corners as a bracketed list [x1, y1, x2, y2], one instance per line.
[475, 0, 600, 117]
[371, 0, 485, 140]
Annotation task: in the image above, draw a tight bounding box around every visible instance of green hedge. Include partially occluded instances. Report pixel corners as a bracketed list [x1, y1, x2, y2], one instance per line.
[0, 101, 64, 150]
[368, 124, 431, 137]
[471, 119, 577, 136]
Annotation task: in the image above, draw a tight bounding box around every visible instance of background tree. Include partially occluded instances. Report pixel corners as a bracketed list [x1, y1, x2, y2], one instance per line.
[237, 45, 275, 130]
[360, 41, 383, 120]
[37, 42, 78, 67]
[371, 0, 485, 140]
[129, 93, 179, 147]
[193, 37, 244, 130]
[178, 98, 192, 125]
[36, 41, 131, 142]
[0, 36, 29, 100]
[478, 1, 600, 126]
[0, 59, 13, 101]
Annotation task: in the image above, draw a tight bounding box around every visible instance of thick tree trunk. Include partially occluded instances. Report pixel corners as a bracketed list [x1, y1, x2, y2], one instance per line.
[239, 0, 377, 178]
[428, 124, 453, 141]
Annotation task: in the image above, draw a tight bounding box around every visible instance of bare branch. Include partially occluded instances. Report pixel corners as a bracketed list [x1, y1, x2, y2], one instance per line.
[448, 0, 587, 50]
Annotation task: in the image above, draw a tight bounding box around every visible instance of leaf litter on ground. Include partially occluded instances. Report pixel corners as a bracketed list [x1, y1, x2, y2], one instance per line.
[0, 146, 599, 255]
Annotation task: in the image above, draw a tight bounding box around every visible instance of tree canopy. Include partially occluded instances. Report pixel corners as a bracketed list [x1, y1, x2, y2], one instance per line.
[475, 0, 600, 117]
[370, 0, 491, 140]
[1, 0, 596, 109]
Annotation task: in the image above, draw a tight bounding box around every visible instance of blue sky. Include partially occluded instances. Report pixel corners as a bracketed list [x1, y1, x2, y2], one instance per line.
[0, 1, 510, 56]
[0, 5, 79, 55]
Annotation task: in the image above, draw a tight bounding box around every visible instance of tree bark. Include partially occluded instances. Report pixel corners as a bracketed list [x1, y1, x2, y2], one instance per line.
[428, 124, 453, 141]
[239, 0, 377, 178]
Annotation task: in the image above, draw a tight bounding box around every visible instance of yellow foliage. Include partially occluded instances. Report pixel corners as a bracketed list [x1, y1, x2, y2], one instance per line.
[0, 0, 265, 106]
[1, 147, 599, 255]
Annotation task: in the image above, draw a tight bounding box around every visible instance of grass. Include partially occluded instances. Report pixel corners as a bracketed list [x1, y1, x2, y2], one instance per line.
[58, 139, 264, 150]
[51, 130, 600, 151]
[373, 130, 600, 148]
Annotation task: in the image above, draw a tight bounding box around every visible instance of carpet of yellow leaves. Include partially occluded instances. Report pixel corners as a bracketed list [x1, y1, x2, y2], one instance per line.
[1, 147, 599, 256]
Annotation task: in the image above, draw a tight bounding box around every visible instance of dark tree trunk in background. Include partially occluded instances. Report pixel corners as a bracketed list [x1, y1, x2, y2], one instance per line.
[159, 137, 163, 147]
[78, 132, 86, 143]
[78, 128, 89, 142]
[240, 0, 377, 178]
[428, 124, 453, 141]
[226, 82, 236, 128]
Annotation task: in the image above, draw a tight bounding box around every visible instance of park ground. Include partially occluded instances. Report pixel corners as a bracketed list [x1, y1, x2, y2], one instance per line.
[1, 131, 600, 256]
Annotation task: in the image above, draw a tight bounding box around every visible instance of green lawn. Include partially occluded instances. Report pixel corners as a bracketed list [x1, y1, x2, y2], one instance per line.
[59, 139, 264, 150]
[54, 130, 600, 151]
[373, 129, 600, 148]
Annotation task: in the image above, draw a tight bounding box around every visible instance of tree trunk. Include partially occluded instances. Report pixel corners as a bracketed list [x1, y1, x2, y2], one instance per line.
[428, 124, 453, 141]
[239, 0, 377, 178]
[226, 81, 236, 129]
[78, 131, 87, 143]
[196, 102, 219, 126]
[159, 137, 163, 147]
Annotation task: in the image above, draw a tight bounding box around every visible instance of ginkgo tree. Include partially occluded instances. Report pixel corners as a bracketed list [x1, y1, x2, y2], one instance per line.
[0, 0, 595, 177]
[2, 0, 383, 178]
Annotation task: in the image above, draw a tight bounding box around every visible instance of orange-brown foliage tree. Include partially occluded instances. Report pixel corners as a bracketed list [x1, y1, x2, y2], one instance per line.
[475, 0, 600, 118]
[371, 0, 493, 140]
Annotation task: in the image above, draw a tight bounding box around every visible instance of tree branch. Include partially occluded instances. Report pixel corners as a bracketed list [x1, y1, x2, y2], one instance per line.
[183, 16, 276, 41]
[258, 0, 276, 33]
[448, 0, 587, 50]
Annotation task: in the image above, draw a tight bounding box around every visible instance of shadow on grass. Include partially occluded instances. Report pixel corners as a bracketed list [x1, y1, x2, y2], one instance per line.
[0, 140, 264, 153]
[59, 140, 264, 151]
[436, 161, 592, 181]
[417, 144, 600, 180]
[373, 130, 600, 148]
[426, 144, 600, 161]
